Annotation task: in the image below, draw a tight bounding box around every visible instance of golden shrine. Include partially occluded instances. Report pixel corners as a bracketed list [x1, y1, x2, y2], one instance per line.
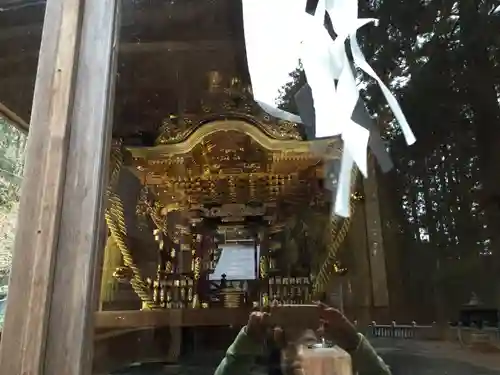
[100, 80, 348, 315]
[90, 83, 367, 370]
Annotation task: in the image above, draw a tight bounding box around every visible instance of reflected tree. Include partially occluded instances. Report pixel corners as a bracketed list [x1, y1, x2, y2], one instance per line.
[275, 0, 500, 321]
[0, 118, 26, 285]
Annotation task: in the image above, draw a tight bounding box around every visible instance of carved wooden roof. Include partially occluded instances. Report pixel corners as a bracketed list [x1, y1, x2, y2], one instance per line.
[127, 119, 341, 217]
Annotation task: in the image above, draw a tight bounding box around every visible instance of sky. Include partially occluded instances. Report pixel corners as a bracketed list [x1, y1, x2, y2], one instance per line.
[242, 0, 305, 107]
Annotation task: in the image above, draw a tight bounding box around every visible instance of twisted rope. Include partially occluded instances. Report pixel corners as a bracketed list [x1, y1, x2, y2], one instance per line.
[105, 145, 155, 308]
[313, 169, 360, 294]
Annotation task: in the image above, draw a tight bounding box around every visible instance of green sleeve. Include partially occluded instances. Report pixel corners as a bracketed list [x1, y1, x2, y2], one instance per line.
[350, 334, 392, 375]
[213, 326, 264, 375]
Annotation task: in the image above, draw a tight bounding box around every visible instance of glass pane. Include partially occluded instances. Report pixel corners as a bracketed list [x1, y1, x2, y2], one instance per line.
[93, 1, 500, 375]
[0, 1, 44, 334]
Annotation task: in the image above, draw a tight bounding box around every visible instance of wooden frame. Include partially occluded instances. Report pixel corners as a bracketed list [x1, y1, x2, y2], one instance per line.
[0, 0, 119, 374]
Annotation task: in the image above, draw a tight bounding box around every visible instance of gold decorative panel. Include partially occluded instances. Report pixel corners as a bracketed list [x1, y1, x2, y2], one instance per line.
[128, 119, 341, 212]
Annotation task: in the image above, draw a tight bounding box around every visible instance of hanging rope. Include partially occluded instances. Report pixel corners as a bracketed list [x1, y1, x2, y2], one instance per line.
[313, 168, 360, 294]
[99, 145, 124, 305]
[99, 234, 122, 303]
[105, 144, 155, 309]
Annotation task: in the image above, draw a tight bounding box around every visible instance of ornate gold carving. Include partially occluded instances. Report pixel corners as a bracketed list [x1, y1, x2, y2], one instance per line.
[259, 256, 268, 278]
[260, 120, 301, 141]
[154, 80, 305, 144]
[165, 261, 173, 273]
[133, 120, 340, 161]
[197, 204, 267, 218]
[129, 121, 342, 227]
[156, 117, 191, 145]
[113, 266, 133, 283]
[208, 71, 223, 93]
[193, 257, 201, 279]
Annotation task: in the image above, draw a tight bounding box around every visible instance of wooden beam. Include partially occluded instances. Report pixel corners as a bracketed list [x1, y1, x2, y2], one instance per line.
[0, 1, 118, 375]
[0, 39, 239, 67]
[0, 0, 84, 371]
[119, 40, 239, 53]
[94, 328, 146, 341]
[95, 305, 320, 329]
[95, 309, 251, 329]
[44, 0, 119, 373]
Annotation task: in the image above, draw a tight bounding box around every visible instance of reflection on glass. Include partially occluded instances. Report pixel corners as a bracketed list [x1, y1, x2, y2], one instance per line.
[0, 0, 499, 374]
[94, 1, 325, 373]
[0, 120, 26, 329]
[91, 1, 500, 375]
[0, 0, 44, 331]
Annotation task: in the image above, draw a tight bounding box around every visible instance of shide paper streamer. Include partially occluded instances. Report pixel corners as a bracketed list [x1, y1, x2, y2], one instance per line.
[242, 0, 416, 217]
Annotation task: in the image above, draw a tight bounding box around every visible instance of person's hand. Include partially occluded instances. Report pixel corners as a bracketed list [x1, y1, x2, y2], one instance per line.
[317, 302, 360, 351]
[246, 310, 271, 342]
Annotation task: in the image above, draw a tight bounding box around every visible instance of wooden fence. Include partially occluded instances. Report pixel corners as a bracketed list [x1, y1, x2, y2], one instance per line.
[364, 321, 439, 340]
[364, 321, 500, 349]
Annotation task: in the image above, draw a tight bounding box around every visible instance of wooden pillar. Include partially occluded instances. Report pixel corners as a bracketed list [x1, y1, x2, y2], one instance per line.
[363, 158, 390, 313]
[0, 0, 119, 374]
[345, 201, 372, 325]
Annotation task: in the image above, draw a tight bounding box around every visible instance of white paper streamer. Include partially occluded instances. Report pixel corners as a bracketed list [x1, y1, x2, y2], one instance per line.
[349, 34, 416, 145]
[334, 149, 354, 217]
[242, 0, 416, 217]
